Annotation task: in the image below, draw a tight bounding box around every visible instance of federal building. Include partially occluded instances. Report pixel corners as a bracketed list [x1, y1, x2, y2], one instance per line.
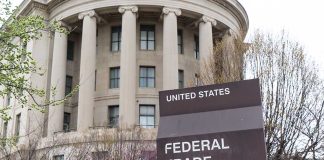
[1, 0, 248, 158]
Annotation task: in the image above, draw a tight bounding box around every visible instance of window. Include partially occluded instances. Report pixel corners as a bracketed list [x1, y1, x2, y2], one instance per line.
[139, 105, 155, 128]
[109, 67, 120, 88]
[140, 25, 155, 50]
[95, 70, 97, 91]
[178, 70, 184, 89]
[195, 73, 200, 86]
[15, 113, 21, 140]
[67, 40, 74, 60]
[65, 75, 73, 96]
[194, 35, 199, 59]
[139, 67, 155, 88]
[2, 122, 8, 138]
[63, 112, 71, 132]
[53, 155, 64, 160]
[6, 93, 10, 106]
[92, 151, 110, 160]
[178, 29, 183, 54]
[108, 105, 119, 128]
[111, 26, 121, 52]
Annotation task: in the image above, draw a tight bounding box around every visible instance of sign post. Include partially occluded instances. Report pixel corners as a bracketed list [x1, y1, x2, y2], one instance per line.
[157, 79, 267, 160]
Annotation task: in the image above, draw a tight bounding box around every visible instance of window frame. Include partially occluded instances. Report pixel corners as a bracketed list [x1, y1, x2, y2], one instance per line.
[178, 69, 184, 89]
[140, 25, 155, 51]
[109, 67, 120, 89]
[65, 75, 73, 96]
[15, 113, 21, 141]
[111, 26, 122, 52]
[63, 112, 71, 132]
[108, 105, 119, 128]
[139, 66, 156, 88]
[53, 155, 64, 160]
[178, 29, 183, 54]
[67, 40, 74, 61]
[139, 105, 156, 128]
[194, 35, 199, 59]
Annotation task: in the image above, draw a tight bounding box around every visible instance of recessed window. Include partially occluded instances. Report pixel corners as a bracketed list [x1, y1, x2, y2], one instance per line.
[63, 112, 71, 132]
[67, 40, 74, 61]
[109, 67, 120, 89]
[139, 105, 155, 128]
[111, 26, 121, 52]
[178, 70, 184, 89]
[178, 29, 183, 54]
[194, 35, 199, 59]
[6, 93, 10, 106]
[140, 25, 155, 50]
[65, 75, 73, 96]
[195, 73, 200, 86]
[15, 113, 21, 141]
[108, 105, 119, 128]
[3, 122, 8, 139]
[53, 155, 64, 160]
[139, 66, 155, 88]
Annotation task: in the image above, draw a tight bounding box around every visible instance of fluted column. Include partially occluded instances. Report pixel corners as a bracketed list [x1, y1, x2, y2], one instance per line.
[48, 23, 68, 136]
[162, 7, 181, 90]
[77, 10, 97, 132]
[118, 6, 138, 128]
[199, 16, 217, 83]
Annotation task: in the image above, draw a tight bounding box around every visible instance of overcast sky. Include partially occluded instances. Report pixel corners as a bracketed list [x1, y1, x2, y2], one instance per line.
[239, 0, 324, 76]
[11, 0, 324, 76]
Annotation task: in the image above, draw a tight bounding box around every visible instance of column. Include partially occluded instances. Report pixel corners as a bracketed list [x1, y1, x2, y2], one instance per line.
[47, 24, 68, 136]
[162, 7, 181, 90]
[77, 10, 97, 132]
[199, 16, 217, 83]
[118, 6, 138, 128]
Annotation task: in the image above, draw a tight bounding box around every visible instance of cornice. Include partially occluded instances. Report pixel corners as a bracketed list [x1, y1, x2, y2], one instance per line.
[208, 0, 249, 34]
[20, 1, 48, 16]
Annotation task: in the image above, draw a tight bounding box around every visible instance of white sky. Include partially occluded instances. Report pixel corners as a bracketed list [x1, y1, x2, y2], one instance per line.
[10, 0, 324, 76]
[239, 0, 324, 76]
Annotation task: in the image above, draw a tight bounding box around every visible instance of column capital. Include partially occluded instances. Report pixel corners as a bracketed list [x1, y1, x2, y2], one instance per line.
[118, 6, 138, 14]
[56, 20, 72, 31]
[201, 15, 217, 26]
[78, 10, 98, 20]
[162, 7, 181, 16]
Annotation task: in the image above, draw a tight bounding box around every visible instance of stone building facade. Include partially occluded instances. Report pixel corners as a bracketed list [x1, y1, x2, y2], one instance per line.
[1, 0, 248, 158]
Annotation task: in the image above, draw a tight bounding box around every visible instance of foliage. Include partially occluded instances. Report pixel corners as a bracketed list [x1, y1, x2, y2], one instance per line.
[0, 0, 67, 121]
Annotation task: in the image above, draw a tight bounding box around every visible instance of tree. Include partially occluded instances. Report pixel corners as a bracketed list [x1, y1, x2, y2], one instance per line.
[201, 30, 324, 159]
[0, 0, 67, 121]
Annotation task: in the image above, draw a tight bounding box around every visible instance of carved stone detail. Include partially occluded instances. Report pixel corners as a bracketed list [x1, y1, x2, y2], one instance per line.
[78, 10, 97, 20]
[118, 6, 138, 14]
[162, 7, 181, 16]
[201, 15, 217, 26]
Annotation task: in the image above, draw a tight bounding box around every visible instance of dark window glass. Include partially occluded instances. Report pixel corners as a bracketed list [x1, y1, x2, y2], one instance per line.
[111, 26, 122, 52]
[178, 29, 183, 54]
[95, 70, 97, 91]
[139, 105, 155, 128]
[140, 25, 155, 50]
[63, 112, 71, 132]
[67, 40, 74, 60]
[3, 122, 8, 138]
[109, 67, 120, 88]
[53, 155, 64, 160]
[139, 67, 155, 88]
[6, 93, 10, 106]
[92, 151, 110, 160]
[109, 105, 119, 128]
[194, 35, 199, 59]
[178, 70, 184, 89]
[15, 113, 21, 142]
[65, 75, 73, 96]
